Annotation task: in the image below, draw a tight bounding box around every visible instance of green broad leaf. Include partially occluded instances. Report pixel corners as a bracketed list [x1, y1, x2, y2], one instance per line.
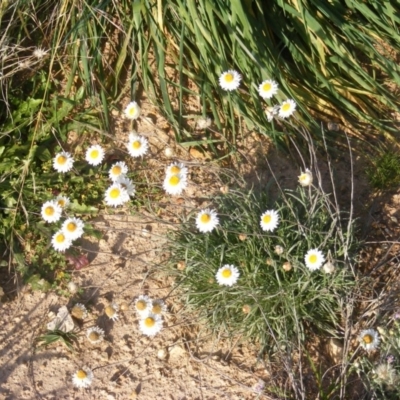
[84, 223, 102, 240]
[25, 274, 52, 291]
[69, 200, 98, 214]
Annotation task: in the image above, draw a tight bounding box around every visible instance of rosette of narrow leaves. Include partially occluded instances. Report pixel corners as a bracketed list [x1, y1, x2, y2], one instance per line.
[167, 185, 357, 352]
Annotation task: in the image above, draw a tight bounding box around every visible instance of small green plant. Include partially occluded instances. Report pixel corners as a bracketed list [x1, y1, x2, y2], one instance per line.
[354, 319, 400, 399]
[167, 176, 357, 353]
[35, 329, 78, 352]
[366, 150, 400, 191]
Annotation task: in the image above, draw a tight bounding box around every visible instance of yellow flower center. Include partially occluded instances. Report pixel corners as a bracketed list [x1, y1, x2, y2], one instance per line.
[56, 233, 65, 243]
[112, 165, 122, 175]
[262, 215, 271, 224]
[128, 106, 136, 117]
[105, 306, 116, 317]
[262, 82, 272, 92]
[132, 141, 141, 150]
[109, 188, 120, 199]
[363, 334, 373, 344]
[224, 73, 234, 82]
[169, 175, 180, 186]
[282, 103, 291, 112]
[309, 254, 318, 264]
[89, 331, 100, 341]
[299, 174, 307, 182]
[67, 222, 77, 232]
[144, 317, 155, 328]
[90, 149, 99, 159]
[76, 370, 87, 379]
[57, 155, 67, 165]
[136, 300, 147, 311]
[170, 166, 181, 174]
[221, 268, 232, 278]
[152, 304, 162, 314]
[44, 206, 55, 216]
[57, 199, 66, 207]
[200, 214, 211, 224]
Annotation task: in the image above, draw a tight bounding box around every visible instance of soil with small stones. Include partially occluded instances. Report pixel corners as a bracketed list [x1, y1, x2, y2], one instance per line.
[0, 96, 398, 400]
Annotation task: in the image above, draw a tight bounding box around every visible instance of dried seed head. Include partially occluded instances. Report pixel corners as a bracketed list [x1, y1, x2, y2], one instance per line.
[67, 281, 78, 294]
[177, 261, 186, 270]
[196, 117, 212, 130]
[274, 245, 284, 255]
[242, 304, 251, 314]
[322, 261, 335, 274]
[282, 261, 292, 271]
[220, 185, 229, 194]
[71, 303, 87, 320]
[120, 301, 129, 311]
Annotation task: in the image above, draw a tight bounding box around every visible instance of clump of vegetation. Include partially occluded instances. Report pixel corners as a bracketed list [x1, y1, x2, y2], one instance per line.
[355, 318, 400, 400]
[167, 171, 357, 353]
[366, 150, 400, 191]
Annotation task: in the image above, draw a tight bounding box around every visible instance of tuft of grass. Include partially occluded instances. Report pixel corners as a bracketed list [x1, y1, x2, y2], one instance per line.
[366, 149, 400, 191]
[166, 179, 357, 353]
[134, 0, 400, 148]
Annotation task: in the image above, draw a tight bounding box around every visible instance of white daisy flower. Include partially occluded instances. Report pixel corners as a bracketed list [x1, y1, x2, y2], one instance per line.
[216, 264, 240, 286]
[71, 303, 88, 320]
[139, 313, 163, 337]
[278, 99, 296, 118]
[359, 329, 380, 351]
[115, 175, 136, 197]
[124, 101, 141, 120]
[72, 367, 94, 389]
[219, 70, 242, 91]
[56, 195, 70, 209]
[105, 303, 119, 321]
[260, 210, 280, 232]
[53, 151, 74, 173]
[298, 169, 313, 187]
[86, 326, 105, 344]
[195, 209, 219, 233]
[165, 162, 188, 177]
[104, 183, 130, 207]
[127, 133, 149, 158]
[134, 295, 152, 318]
[41, 200, 62, 223]
[163, 173, 187, 196]
[62, 217, 84, 240]
[258, 79, 279, 99]
[51, 230, 72, 252]
[85, 144, 105, 166]
[304, 248, 325, 271]
[151, 299, 167, 316]
[108, 161, 128, 181]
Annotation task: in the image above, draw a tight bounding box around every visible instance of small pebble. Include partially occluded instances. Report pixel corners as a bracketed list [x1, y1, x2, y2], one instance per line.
[157, 348, 168, 360]
[164, 147, 174, 158]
